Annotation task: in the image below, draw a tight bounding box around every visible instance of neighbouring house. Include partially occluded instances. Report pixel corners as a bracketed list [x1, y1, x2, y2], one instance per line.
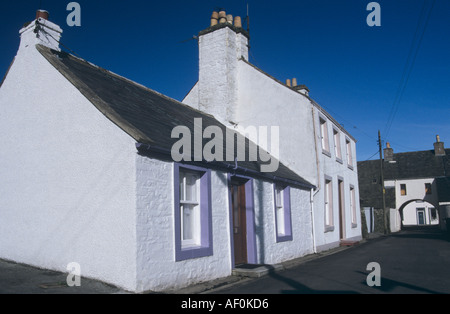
[0, 9, 361, 292]
[183, 11, 362, 251]
[358, 136, 450, 233]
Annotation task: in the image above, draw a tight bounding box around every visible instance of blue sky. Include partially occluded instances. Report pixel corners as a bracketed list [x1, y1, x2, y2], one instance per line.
[1, 0, 449, 161]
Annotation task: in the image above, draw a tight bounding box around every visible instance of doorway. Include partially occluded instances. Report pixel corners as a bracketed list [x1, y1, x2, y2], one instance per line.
[417, 208, 426, 225]
[230, 180, 247, 266]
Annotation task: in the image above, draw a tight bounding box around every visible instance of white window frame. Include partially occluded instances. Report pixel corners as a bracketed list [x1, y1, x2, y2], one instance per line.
[333, 128, 342, 161]
[346, 138, 353, 169]
[320, 117, 330, 154]
[275, 186, 285, 236]
[179, 170, 201, 248]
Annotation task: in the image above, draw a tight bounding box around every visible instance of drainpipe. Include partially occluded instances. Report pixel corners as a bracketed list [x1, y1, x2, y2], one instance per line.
[310, 188, 317, 253]
[310, 105, 321, 253]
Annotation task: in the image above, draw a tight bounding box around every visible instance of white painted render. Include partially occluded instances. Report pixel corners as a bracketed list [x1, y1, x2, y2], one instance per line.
[135, 156, 233, 292]
[253, 180, 314, 265]
[235, 61, 318, 186]
[0, 42, 138, 291]
[312, 108, 361, 251]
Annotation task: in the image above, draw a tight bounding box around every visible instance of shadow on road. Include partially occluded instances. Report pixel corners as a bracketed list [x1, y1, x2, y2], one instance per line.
[267, 271, 358, 294]
[356, 271, 443, 294]
[392, 225, 450, 242]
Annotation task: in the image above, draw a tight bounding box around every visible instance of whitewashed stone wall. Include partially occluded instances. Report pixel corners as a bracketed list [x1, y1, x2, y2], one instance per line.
[0, 45, 138, 291]
[135, 156, 232, 292]
[253, 180, 314, 265]
[312, 107, 362, 251]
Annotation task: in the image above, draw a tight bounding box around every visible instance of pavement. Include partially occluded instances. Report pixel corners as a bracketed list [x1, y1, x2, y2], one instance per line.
[0, 232, 384, 294]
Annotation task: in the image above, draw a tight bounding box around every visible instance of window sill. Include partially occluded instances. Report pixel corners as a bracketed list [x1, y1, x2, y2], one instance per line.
[276, 234, 293, 243]
[324, 225, 335, 233]
[176, 245, 213, 262]
[322, 150, 331, 158]
[347, 164, 354, 171]
[336, 157, 343, 164]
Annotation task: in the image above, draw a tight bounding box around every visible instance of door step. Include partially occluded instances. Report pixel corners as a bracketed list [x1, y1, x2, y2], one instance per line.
[232, 264, 284, 278]
[340, 240, 360, 247]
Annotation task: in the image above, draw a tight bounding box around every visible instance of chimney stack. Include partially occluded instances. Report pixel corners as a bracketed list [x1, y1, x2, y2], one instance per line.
[434, 135, 446, 156]
[384, 142, 394, 162]
[198, 10, 249, 123]
[19, 10, 62, 52]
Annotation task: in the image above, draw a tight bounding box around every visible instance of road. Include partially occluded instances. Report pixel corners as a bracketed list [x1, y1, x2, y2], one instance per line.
[212, 226, 450, 294]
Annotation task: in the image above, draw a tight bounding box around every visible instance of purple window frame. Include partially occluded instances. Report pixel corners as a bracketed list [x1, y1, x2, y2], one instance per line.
[174, 163, 213, 262]
[274, 184, 293, 243]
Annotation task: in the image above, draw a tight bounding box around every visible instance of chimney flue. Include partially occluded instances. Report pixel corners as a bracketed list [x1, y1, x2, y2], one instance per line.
[211, 11, 219, 26]
[36, 9, 49, 20]
[234, 16, 242, 28]
[226, 14, 233, 24]
[219, 10, 227, 24]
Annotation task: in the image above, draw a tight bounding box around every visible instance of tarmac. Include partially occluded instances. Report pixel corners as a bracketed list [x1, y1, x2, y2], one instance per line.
[0, 233, 385, 294]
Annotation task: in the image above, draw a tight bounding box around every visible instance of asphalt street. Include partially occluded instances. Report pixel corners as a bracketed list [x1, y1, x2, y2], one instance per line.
[212, 226, 450, 294]
[1, 226, 449, 294]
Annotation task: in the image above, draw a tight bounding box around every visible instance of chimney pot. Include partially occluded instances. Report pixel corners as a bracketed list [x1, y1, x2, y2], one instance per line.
[226, 14, 233, 24]
[386, 142, 391, 148]
[292, 78, 298, 87]
[437, 135, 441, 143]
[211, 11, 219, 20]
[219, 11, 227, 19]
[234, 16, 242, 28]
[36, 9, 49, 20]
[286, 79, 291, 87]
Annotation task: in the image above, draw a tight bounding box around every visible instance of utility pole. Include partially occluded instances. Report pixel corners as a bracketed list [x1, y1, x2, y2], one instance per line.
[378, 130, 388, 234]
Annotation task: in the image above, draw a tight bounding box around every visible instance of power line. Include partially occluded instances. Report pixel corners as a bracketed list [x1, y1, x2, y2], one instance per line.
[383, 0, 436, 141]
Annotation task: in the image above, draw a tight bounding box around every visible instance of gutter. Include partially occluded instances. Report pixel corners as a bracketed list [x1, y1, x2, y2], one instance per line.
[135, 143, 316, 191]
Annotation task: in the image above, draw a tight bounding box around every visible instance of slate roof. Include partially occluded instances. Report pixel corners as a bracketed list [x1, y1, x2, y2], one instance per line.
[36, 45, 314, 189]
[436, 177, 450, 203]
[358, 148, 450, 207]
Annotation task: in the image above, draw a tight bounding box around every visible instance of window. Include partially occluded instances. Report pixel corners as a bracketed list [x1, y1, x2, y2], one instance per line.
[333, 129, 342, 161]
[350, 186, 357, 227]
[179, 171, 200, 247]
[346, 138, 353, 168]
[325, 178, 334, 230]
[425, 183, 432, 195]
[400, 184, 407, 196]
[174, 164, 212, 261]
[429, 208, 437, 221]
[274, 184, 292, 242]
[320, 118, 330, 154]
